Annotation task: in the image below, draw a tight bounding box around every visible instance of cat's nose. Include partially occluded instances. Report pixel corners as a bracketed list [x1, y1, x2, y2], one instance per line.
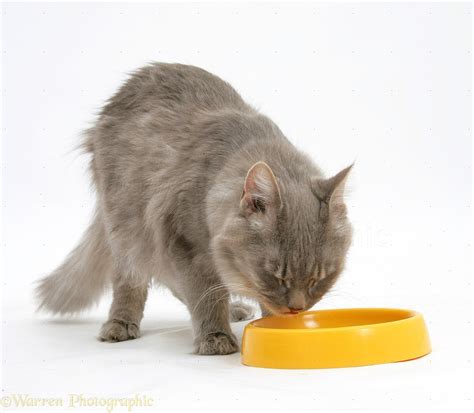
[288, 306, 304, 313]
[288, 290, 306, 312]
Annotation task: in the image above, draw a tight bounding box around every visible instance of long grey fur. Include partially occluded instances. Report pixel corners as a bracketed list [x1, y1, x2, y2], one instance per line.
[36, 63, 352, 355]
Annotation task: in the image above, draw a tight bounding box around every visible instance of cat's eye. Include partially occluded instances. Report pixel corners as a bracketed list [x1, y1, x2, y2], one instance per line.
[277, 277, 290, 287]
[278, 281, 289, 294]
[308, 278, 318, 289]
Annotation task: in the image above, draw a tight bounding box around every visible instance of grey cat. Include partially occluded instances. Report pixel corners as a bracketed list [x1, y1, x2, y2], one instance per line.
[36, 63, 352, 355]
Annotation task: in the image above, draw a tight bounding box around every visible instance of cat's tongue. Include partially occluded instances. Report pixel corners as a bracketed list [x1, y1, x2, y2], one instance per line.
[285, 310, 300, 315]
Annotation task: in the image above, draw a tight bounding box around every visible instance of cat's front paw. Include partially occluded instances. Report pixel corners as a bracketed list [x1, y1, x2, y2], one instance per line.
[195, 332, 239, 355]
[99, 319, 140, 342]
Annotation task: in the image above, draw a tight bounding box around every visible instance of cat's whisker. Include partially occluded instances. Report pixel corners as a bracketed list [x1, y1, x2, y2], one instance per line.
[191, 281, 256, 314]
[191, 284, 231, 313]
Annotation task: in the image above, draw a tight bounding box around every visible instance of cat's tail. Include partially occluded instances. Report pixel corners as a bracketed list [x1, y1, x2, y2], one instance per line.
[35, 212, 113, 315]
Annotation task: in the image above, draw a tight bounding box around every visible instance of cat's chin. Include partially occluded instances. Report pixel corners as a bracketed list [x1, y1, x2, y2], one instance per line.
[260, 301, 298, 317]
[277, 309, 305, 316]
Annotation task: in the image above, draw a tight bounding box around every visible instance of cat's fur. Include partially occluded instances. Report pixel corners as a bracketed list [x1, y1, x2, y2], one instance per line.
[36, 63, 352, 355]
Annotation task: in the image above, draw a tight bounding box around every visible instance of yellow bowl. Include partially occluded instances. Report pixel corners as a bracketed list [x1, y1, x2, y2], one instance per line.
[241, 308, 431, 369]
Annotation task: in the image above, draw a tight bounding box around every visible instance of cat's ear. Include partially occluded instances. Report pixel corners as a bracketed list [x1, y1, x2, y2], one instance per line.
[311, 164, 353, 208]
[240, 161, 281, 217]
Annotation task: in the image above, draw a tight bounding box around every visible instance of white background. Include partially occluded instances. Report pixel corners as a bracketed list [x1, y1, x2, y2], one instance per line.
[1, 2, 472, 412]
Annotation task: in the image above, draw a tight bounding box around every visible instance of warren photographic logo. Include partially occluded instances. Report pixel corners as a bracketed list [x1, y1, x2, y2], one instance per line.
[0, 394, 154, 412]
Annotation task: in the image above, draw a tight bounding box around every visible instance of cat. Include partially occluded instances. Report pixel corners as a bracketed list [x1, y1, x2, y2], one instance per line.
[36, 63, 353, 355]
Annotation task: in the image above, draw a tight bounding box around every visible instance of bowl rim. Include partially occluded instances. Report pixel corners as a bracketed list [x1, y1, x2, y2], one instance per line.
[247, 307, 421, 333]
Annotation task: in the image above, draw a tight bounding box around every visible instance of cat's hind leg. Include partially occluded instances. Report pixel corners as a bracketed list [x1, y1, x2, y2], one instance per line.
[99, 277, 148, 342]
[230, 301, 255, 322]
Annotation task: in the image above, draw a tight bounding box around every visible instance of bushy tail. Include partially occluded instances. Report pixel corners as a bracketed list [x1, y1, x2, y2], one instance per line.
[36, 212, 113, 315]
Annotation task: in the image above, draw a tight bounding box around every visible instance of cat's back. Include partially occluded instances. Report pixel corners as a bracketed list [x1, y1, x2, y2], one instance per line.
[102, 63, 248, 117]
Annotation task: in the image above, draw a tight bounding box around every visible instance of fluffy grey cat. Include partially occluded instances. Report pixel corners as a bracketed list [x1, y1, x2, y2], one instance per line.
[36, 63, 352, 355]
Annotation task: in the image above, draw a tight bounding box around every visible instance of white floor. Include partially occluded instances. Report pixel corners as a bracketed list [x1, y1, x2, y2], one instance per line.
[2, 178, 472, 413]
[2, 286, 472, 413]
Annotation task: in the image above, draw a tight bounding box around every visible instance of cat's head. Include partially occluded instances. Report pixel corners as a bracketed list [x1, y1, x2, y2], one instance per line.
[212, 161, 352, 315]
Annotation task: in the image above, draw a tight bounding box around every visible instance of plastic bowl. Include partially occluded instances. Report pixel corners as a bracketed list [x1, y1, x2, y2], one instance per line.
[241, 308, 431, 369]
